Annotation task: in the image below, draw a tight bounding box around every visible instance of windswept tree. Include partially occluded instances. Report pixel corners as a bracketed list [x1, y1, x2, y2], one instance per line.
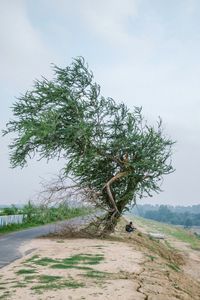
[4, 57, 174, 235]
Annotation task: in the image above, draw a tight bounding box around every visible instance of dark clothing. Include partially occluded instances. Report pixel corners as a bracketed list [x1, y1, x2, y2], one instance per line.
[125, 224, 135, 233]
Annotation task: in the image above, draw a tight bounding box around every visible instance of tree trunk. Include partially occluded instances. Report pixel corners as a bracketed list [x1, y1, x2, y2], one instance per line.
[100, 210, 121, 237]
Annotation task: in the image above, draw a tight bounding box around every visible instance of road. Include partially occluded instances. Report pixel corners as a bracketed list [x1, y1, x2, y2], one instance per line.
[0, 214, 93, 268]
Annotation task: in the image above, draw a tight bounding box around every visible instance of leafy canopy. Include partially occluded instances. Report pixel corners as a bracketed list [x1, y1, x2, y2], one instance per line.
[4, 57, 174, 212]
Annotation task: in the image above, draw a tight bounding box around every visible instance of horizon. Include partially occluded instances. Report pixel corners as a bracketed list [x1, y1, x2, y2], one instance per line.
[1, 202, 200, 209]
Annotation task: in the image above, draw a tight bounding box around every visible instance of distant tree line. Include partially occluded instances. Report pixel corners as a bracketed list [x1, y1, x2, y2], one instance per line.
[131, 204, 200, 227]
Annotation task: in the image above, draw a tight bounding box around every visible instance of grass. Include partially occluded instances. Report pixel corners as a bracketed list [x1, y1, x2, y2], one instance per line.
[62, 254, 104, 265]
[84, 270, 108, 279]
[51, 264, 93, 270]
[25, 255, 40, 262]
[20, 275, 62, 284]
[12, 267, 86, 294]
[32, 257, 59, 266]
[16, 269, 37, 275]
[31, 279, 85, 291]
[0, 291, 11, 299]
[24, 275, 37, 282]
[132, 216, 200, 250]
[10, 252, 106, 295]
[0, 207, 91, 235]
[0, 222, 42, 235]
[146, 255, 157, 261]
[164, 240, 174, 249]
[38, 275, 62, 284]
[12, 282, 27, 288]
[27, 253, 104, 269]
[166, 263, 181, 272]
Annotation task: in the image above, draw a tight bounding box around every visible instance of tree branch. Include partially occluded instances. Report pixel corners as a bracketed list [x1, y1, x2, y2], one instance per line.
[103, 171, 129, 213]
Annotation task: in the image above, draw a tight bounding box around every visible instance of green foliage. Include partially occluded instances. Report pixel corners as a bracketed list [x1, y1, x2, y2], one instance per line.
[133, 216, 200, 250]
[184, 218, 193, 228]
[1, 205, 19, 216]
[4, 57, 175, 229]
[16, 269, 37, 275]
[22, 201, 88, 224]
[0, 203, 89, 234]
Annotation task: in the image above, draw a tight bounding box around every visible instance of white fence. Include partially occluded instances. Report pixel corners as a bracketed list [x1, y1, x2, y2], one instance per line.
[0, 214, 24, 227]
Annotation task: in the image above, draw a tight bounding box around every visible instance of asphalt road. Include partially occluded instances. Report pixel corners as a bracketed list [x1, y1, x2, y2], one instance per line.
[0, 214, 93, 268]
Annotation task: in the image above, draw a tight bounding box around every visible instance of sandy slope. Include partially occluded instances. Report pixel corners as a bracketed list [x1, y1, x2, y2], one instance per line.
[1, 238, 146, 300]
[0, 219, 200, 300]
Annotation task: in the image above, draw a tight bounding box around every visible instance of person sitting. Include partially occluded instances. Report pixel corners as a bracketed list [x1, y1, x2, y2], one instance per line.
[125, 221, 136, 233]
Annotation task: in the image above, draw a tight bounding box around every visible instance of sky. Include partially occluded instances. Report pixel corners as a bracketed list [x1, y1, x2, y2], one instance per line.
[0, 0, 200, 206]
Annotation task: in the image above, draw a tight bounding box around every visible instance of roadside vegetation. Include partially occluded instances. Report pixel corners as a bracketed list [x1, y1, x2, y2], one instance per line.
[0, 202, 92, 234]
[131, 215, 200, 251]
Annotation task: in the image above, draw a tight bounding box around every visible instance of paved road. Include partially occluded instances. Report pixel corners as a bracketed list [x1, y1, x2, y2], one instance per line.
[0, 215, 93, 268]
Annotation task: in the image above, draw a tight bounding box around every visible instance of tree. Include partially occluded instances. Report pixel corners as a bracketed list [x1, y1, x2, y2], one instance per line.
[2, 205, 18, 216]
[184, 218, 193, 228]
[4, 57, 175, 235]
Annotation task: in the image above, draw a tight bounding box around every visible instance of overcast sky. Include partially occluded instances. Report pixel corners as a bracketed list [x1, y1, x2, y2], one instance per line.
[0, 0, 200, 206]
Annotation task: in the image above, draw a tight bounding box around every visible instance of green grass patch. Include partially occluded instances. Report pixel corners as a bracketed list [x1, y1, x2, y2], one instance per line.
[166, 263, 181, 272]
[0, 222, 43, 235]
[38, 275, 62, 284]
[133, 216, 200, 250]
[27, 253, 104, 269]
[12, 282, 27, 288]
[84, 270, 108, 279]
[51, 264, 92, 270]
[24, 275, 37, 282]
[0, 291, 11, 299]
[25, 255, 40, 263]
[146, 255, 157, 261]
[50, 253, 104, 269]
[31, 279, 84, 292]
[23, 274, 62, 284]
[62, 254, 104, 266]
[32, 257, 59, 266]
[16, 269, 37, 275]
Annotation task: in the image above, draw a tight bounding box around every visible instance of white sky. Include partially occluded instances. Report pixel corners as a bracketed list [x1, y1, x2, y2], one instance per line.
[0, 0, 200, 206]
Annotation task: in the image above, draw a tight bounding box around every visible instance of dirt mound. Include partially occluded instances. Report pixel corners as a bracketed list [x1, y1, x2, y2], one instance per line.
[114, 217, 185, 266]
[114, 217, 200, 300]
[1, 216, 199, 299]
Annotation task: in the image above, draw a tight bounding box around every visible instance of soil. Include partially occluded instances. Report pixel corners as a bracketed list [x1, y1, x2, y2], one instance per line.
[0, 218, 200, 300]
